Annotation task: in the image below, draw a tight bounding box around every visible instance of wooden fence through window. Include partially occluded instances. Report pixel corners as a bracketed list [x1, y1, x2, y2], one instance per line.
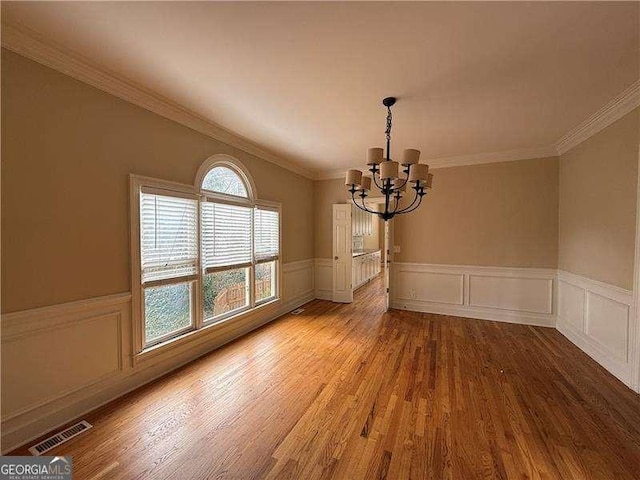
[213, 278, 272, 315]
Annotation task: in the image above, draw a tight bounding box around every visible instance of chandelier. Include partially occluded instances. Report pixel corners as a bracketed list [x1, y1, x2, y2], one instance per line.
[345, 97, 433, 221]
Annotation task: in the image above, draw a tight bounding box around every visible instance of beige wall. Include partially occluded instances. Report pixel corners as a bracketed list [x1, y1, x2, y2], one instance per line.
[559, 108, 639, 290]
[1, 50, 314, 313]
[394, 157, 559, 267]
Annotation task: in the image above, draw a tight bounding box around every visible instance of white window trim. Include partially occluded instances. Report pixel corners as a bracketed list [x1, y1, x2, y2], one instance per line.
[194, 154, 258, 201]
[129, 161, 282, 359]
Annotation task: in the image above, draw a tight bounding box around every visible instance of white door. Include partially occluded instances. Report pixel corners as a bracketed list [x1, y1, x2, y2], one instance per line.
[333, 204, 353, 303]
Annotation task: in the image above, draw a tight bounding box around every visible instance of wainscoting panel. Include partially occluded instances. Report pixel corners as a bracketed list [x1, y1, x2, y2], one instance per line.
[558, 280, 585, 330]
[1, 294, 129, 422]
[468, 275, 553, 314]
[1, 293, 132, 452]
[314, 258, 333, 300]
[1, 259, 315, 453]
[282, 259, 315, 312]
[557, 270, 634, 387]
[2, 312, 122, 419]
[586, 293, 629, 361]
[391, 263, 556, 327]
[396, 269, 464, 305]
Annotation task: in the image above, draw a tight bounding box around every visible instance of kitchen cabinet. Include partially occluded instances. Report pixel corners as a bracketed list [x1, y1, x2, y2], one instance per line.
[352, 206, 373, 236]
[352, 250, 381, 290]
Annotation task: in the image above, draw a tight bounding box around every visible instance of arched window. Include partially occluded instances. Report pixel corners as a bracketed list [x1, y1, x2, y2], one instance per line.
[133, 155, 280, 351]
[201, 166, 248, 198]
[197, 158, 277, 324]
[195, 156, 256, 201]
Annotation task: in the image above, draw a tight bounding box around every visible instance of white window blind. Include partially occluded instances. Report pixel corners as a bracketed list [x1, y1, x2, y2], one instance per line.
[201, 202, 252, 269]
[140, 192, 198, 283]
[254, 207, 279, 261]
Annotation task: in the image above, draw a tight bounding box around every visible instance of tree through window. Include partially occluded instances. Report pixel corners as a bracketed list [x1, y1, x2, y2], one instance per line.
[134, 157, 279, 350]
[201, 166, 248, 198]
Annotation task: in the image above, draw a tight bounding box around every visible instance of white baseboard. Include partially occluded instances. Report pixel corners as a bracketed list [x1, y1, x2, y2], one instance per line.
[1, 259, 315, 453]
[391, 263, 556, 327]
[391, 264, 638, 391]
[557, 270, 635, 389]
[557, 320, 633, 386]
[391, 300, 555, 327]
[314, 290, 333, 301]
[3, 261, 636, 451]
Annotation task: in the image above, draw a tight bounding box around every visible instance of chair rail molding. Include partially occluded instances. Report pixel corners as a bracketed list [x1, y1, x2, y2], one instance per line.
[557, 270, 635, 390]
[0, 259, 315, 453]
[390, 263, 557, 328]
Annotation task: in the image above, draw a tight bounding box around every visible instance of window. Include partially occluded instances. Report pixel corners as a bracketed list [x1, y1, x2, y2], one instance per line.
[202, 166, 248, 198]
[140, 192, 198, 346]
[254, 207, 279, 304]
[203, 267, 249, 319]
[201, 201, 252, 321]
[255, 261, 276, 303]
[133, 157, 280, 351]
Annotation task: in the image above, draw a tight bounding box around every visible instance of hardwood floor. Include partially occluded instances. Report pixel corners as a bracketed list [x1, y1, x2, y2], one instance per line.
[11, 276, 640, 479]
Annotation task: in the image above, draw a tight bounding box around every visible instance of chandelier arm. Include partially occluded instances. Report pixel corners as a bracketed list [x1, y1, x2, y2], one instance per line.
[394, 167, 410, 190]
[402, 199, 424, 215]
[394, 178, 408, 191]
[372, 170, 385, 190]
[395, 189, 421, 214]
[391, 195, 401, 215]
[359, 195, 373, 216]
[351, 190, 377, 215]
[398, 193, 425, 214]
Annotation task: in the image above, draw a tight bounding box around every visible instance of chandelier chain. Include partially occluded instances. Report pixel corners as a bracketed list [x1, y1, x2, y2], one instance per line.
[385, 106, 393, 155]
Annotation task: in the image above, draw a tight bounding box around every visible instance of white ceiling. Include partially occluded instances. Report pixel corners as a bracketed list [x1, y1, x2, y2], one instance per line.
[2, 2, 639, 175]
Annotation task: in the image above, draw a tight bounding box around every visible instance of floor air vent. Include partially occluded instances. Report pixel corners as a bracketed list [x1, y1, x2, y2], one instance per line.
[291, 308, 305, 315]
[28, 420, 92, 456]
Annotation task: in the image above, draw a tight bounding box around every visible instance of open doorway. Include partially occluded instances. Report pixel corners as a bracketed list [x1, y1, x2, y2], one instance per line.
[332, 198, 392, 309]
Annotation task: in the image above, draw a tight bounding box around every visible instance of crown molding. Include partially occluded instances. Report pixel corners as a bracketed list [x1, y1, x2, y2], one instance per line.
[554, 79, 640, 155]
[4, 22, 638, 180]
[315, 145, 558, 180]
[425, 145, 559, 169]
[316, 76, 640, 180]
[1, 22, 315, 180]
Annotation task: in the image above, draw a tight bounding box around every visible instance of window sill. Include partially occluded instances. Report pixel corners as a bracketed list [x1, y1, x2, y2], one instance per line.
[134, 297, 281, 365]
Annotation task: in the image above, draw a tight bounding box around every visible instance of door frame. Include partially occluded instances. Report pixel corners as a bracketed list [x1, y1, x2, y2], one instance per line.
[631, 145, 640, 393]
[341, 196, 394, 309]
